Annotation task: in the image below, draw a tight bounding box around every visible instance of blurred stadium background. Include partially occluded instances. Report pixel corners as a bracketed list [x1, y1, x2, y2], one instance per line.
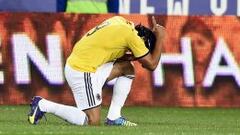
[0, 0, 240, 135]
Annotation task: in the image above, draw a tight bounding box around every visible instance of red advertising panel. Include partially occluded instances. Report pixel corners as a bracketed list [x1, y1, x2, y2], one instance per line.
[0, 13, 240, 107]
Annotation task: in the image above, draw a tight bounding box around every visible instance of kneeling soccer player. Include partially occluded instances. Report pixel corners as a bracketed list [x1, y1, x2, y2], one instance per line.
[28, 16, 165, 126]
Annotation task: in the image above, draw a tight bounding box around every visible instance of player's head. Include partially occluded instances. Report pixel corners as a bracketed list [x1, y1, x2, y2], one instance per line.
[135, 24, 156, 53]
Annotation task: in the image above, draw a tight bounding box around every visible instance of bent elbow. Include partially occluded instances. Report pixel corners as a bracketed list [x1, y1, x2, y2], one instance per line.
[144, 61, 158, 71]
[149, 62, 158, 71]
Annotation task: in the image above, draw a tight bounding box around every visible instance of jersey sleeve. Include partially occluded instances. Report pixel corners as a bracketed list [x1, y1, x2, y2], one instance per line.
[126, 29, 149, 58]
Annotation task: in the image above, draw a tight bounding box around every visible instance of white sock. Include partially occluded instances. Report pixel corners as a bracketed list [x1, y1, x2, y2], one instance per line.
[107, 76, 133, 120]
[39, 99, 88, 125]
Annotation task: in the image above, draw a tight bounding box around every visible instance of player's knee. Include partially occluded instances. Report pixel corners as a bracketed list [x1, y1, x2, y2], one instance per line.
[121, 61, 135, 76]
[84, 111, 100, 125]
[84, 106, 101, 126]
[108, 61, 135, 81]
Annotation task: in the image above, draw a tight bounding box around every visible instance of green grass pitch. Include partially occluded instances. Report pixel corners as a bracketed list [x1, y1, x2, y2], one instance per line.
[0, 105, 240, 135]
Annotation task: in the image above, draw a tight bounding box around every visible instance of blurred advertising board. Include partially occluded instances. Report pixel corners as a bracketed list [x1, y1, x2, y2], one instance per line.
[0, 13, 240, 107]
[0, 0, 57, 12]
[118, 0, 240, 16]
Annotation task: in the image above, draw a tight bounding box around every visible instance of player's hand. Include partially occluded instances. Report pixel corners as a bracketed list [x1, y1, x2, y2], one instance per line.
[152, 16, 165, 40]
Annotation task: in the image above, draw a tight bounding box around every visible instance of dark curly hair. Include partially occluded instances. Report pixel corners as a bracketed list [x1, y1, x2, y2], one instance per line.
[135, 24, 156, 53]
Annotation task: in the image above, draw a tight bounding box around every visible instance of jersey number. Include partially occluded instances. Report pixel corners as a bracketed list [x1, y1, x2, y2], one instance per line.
[87, 21, 110, 36]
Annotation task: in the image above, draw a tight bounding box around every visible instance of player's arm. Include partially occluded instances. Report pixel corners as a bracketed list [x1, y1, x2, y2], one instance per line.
[138, 16, 165, 71]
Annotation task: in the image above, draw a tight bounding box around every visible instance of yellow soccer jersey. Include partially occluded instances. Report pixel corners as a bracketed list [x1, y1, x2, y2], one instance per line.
[67, 16, 149, 72]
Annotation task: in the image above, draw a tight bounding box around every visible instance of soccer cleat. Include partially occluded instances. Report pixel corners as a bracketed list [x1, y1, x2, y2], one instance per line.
[105, 117, 137, 126]
[28, 96, 46, 125]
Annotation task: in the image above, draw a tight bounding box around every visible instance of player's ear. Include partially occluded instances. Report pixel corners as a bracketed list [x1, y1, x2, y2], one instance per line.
[135, 23, 144, 37]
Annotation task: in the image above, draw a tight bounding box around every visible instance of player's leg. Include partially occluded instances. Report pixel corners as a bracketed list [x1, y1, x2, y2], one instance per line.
[105, 61, 137, 126]
[65, 65, 103, 126]
[37, 97, 88, 125]
[28, 65, 90, 125]
[71, 78, 102, 126]
[71, 63, 114, 125]
[83, 106, 101, 125]
[28, 96, 88, 125]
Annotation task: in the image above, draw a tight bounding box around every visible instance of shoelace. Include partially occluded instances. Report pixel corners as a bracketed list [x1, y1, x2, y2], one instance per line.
[118, 118, 137, 126]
